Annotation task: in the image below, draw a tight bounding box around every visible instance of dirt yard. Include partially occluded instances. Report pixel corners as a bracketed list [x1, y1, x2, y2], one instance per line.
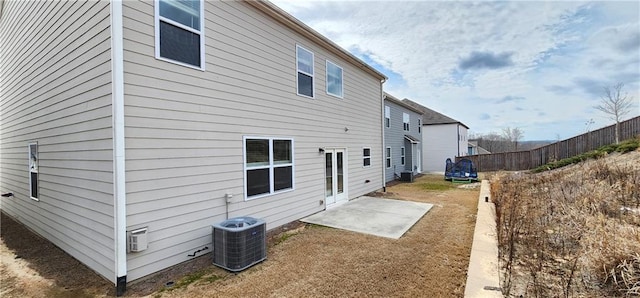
[1, 175, 479, 297]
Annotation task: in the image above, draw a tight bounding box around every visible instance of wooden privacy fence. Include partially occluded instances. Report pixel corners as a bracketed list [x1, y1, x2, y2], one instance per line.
[458, 116, 640, 172]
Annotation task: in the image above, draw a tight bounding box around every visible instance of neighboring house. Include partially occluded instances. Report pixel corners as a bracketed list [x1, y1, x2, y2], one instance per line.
[468, 140, 491, 155]
[0, 0, 387, 294]
[402, 99, 469, 173]
[383, 93, 423, 183]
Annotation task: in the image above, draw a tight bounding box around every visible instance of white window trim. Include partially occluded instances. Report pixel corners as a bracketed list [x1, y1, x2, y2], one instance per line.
[386, 147, 392, 169]
[154, 0, 205, 70]
[384, 106, 390, 128]
[28, 142, 39, 201]
[325, 60, 343, 98]
[296, 44, 315, 99]
[401, 147, 405, 166]
[243, 136, 295, 200]
[362, 147, 371, 168]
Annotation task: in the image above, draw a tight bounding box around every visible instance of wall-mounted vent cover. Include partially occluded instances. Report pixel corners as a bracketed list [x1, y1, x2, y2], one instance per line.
[128, 228, 148, 252]
[212, 217, 266, 272]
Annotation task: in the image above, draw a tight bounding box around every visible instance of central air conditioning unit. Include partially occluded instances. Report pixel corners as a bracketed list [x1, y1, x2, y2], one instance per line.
[212, 216, 266, 272]
[400, 171, 414, 182]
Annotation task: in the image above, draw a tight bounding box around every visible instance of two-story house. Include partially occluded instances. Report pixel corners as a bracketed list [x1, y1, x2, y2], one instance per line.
[467, 140, 491, 155]
[383, 93, 423, 182]
[402, 99, 469, 173]
[0, 0, 386, 294]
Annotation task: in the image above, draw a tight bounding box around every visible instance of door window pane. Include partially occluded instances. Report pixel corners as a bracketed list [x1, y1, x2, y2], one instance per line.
[325, 153, 333, 197]
[337, 152, 344, 194]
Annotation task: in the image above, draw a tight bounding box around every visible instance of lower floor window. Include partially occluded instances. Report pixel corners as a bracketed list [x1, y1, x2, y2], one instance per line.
[386, 147, 392, 168]
[29, 143, 39, 200]
[363, 148, 371, 167]
[244, 137, 294, 199]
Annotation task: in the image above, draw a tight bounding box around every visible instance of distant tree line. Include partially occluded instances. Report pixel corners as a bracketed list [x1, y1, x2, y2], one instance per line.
[470, 127, 541, 153]
[470, 82, 634, 154]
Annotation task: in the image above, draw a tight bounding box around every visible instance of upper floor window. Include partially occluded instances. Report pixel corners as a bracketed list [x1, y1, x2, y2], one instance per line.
[155, 0, 205, 69]
[296, 45, 314, 98]
[385, 106, 390, 128]
[418, 119, 421, 133]
[244, 137, 294, 199]
[403, 113, 410, 131]
[326, 60, 343, 98]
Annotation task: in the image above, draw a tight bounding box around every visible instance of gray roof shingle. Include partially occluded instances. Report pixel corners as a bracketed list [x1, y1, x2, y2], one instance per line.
[401, 98, 469, 129]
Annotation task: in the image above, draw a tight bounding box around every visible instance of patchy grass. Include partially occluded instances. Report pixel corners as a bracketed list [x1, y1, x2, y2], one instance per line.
[157, 269, 226, 295]
[272, 226, 304, 246]
[416, 174, 459, 191]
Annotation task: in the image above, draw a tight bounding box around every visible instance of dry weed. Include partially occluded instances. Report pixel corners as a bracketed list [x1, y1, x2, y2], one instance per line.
[492, 151, 640, 297]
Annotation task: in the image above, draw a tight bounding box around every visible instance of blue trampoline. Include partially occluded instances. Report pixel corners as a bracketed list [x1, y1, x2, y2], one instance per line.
[444, 158, 478, 182]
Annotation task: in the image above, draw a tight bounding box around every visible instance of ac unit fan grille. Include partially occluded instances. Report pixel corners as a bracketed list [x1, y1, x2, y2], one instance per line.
[212, 217, 266, 272]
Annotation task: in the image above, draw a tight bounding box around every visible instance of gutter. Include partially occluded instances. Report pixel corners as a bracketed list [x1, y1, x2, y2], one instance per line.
[110, 0, 127, 295]
[246, 0, 387, 82]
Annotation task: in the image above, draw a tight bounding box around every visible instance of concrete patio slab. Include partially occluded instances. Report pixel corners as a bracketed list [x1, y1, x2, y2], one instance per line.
[301, 196, 433, 239]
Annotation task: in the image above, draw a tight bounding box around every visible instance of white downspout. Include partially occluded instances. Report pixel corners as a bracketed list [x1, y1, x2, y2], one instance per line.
[111, 0, 127, 295]
[380, 80, 386, 191]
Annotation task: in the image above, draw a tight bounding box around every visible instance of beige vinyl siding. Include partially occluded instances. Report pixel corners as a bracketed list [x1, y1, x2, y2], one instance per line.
[0, 0, 115, 282]
[122, 1, 382, 280]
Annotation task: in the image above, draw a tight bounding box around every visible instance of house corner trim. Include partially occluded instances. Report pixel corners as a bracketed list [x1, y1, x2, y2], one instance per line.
[111, 0, 127, 292]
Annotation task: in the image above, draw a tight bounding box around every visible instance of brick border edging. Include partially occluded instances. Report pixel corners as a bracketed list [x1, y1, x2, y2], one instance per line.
[464, 180, 503, 297]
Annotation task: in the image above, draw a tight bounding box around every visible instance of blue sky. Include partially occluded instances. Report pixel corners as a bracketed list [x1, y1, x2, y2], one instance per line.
[272, 0, 640, 140]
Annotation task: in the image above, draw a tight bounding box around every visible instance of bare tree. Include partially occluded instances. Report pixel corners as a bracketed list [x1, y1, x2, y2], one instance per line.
[502, 127, 524, 151]
[595, 83, 634, 143]
[472, 128, 525, 153]
[474, 132, 509, 153]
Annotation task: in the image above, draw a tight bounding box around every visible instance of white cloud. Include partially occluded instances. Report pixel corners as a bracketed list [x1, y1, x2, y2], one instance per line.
[272, 0, 640, 140]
